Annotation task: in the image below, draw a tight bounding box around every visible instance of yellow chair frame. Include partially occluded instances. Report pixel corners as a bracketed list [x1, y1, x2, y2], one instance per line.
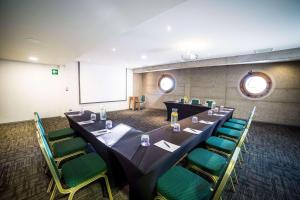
[36, 130, 113, 200]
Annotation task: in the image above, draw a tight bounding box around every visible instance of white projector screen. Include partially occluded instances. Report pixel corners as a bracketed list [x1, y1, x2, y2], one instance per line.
[78, 62, 127, 104]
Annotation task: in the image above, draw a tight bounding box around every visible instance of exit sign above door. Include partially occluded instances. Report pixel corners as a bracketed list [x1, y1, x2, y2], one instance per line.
[52, 69, 58, 75]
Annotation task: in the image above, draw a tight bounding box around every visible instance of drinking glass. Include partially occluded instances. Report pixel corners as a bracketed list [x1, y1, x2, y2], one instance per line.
[220, 105, 224, 111]
[141, 134, 150, 147]
[214, 107, 219, 112]
[106, 120, 112, 129]
[208, 110, 213, 116]
[171, 108, 178, 127]
[80, 108, 85, 115]
[192, 116, 198, 123]
[90, 113, 96, 121]
[173, 123, 181, 132]
[100, 106, 107, 120]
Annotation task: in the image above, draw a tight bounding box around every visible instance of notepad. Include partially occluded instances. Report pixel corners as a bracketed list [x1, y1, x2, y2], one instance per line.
[97, 123, 132, 147]
[183, 128, 203, 134]
[91, 129, 109, 136]
[154, 140, 180, 152]
[213, 113, 225, 117]
[219, 110, 230, 113]
[67, 113, 82, 117]
[223, 108, 234, 111]
[78, 120, 95, 125]
[199, 120, 214, 125]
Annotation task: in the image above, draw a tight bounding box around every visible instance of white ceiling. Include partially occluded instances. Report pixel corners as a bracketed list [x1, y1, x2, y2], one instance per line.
[0, 0, 185, 64]
[1, 0, 300, 68]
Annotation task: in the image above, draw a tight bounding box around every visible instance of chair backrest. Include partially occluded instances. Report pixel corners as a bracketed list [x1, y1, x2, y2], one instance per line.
[191, 98, 200, 105]
[212, 147, 241, 200]
[206, 100, 215, 108]
[140, 95, 145, 102]
[246, 106, 256, 129]
[34, 112, 43, 126]
[179, 98, 184, 103]
[36, 122, 62, 188]
[236, 128, 249, 148]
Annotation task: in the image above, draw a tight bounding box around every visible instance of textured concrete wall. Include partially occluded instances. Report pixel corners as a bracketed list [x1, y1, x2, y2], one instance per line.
[140, 61, 300, 126]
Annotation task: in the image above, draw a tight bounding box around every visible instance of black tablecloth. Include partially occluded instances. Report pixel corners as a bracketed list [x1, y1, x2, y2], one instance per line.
[65, 108, 233, 200]
[164, 101, 210, 121]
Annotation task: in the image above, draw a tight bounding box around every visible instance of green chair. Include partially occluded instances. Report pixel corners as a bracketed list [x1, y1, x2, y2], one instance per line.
[155, 148, 242, 200]
[37, 129, 113, 200]
[217, 127, 243, 141]
[180, 98, 184, 104]
[228, 106, 256, 128]
[36, 120, 86, 166]
[191, 98, 200, 105]
[206, 100, 215, 108]
[205, 136, 236, 157]
[155, 166, 213, 200]
[228, 118, 247, 125]
[187, 148, 227, 183]
[223, 122, 245, 131]
[34, 112, 75, 144]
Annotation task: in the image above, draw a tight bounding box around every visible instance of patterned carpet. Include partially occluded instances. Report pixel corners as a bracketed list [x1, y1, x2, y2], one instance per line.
[0, 109, 300, 200]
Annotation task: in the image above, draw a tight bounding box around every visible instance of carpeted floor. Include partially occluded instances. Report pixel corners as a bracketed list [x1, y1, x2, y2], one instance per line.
[0, 109, 300, 200]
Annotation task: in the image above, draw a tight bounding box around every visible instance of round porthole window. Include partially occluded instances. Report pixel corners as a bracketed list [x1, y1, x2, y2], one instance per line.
[158, 74, 176, 93]
[239, 71, 273, 99]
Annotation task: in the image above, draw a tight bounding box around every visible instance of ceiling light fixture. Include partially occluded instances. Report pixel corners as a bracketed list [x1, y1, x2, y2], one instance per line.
[112, 48, 116, 52]
[28, 56, 39, 62]
[141, 55, 147, 60]
[181, 52, 199, 61]
[166, 25, 172, 31]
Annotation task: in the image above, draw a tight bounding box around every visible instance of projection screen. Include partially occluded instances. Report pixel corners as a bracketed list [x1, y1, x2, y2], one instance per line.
[78, 62, 127, 104]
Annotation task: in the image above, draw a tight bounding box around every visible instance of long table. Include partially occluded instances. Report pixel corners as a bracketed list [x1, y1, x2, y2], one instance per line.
[164, 101, 210, 121]
[65, 108, 233, 200]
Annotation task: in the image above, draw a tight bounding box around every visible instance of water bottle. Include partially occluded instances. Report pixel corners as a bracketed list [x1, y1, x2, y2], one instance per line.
[100, 106, 107, 120]
[171, 108, 178, 127]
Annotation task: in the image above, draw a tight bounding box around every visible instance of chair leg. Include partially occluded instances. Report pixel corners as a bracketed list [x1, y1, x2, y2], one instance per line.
[233, 168, 239, 184]
[68, 191, 76, 200]
[50, 185, 57, 200]
[240, 152, 244, 162]
[103, 175, 113, 200]
[243, 143, 248, 153]
[238, 157, 243, 168]
[47, 178, 54, 193]
[245, 135, 249, 143]
[230, 176, 236, 192]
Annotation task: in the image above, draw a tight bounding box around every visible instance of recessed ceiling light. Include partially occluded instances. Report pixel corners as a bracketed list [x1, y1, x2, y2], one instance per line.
[112, 48, 116, 52]
[28, 56, 38, 62]
[141, 55, 147, 60]
[166, 25, 172, 31]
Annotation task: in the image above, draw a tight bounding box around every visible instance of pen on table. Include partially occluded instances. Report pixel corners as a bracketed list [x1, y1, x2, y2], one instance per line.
[164, 141, 171, 148]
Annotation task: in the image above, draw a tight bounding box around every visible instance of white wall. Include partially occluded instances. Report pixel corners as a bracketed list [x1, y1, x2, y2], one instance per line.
[0, 59, 133, 123]
[0, 60, 63, 123]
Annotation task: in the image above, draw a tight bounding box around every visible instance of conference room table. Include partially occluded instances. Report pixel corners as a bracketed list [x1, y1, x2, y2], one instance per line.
[65, 107, 234, 200]
[164, 101, 210, 121]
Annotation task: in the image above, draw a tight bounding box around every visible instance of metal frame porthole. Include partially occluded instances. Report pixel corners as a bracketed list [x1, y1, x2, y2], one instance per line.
[239, 71, 273, 99]
[158, 74, 176, 93]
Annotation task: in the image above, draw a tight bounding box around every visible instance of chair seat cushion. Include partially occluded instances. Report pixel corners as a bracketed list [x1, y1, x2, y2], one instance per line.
[62, 152, 107, 187]
[157, 166, 212, 200]
[48, 128, 75, 141]
[187, 148, 227, 176]
[217, 127, 242, 139]
[228, 118, 247, 125]
[205, 136, 236, 154]
[53, 137, 86, 157]
[223, 122, 245, 131]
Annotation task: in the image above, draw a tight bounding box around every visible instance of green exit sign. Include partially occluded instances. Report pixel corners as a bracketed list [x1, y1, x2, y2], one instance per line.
[52, 69, 58, 75]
